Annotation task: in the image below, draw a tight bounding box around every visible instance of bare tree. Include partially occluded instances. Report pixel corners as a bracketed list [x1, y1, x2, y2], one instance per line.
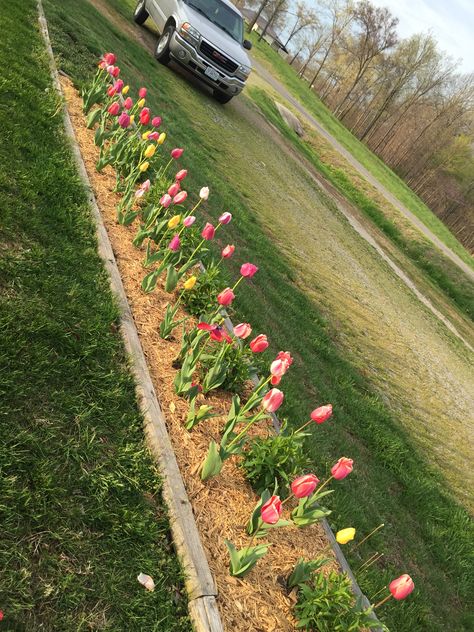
[247, 0, 271, 32]
[283, 2, 319, 48]
[258, 0, 288, 42]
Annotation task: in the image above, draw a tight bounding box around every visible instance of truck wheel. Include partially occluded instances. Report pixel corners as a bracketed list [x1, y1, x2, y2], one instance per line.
[155, 25, 174, 65]
[133, 0, 148, 25]
[213, 90, 233, 104]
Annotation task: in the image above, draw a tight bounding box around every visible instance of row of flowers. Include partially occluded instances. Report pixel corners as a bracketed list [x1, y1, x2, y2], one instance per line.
[81, 52, 415, 627]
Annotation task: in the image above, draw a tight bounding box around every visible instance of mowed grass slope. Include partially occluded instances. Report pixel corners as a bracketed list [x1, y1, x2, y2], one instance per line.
[249, 33, 474, 271]
[43, 1, 474, 630]
[0, 2, 190, 630]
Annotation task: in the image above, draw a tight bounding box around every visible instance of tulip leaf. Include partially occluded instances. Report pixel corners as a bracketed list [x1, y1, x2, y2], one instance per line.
[165, 265, 179, 293]
[141, 269, 160, 293]
[86, 107, 102, 129]
[201, 359, 229, 393]
[200, 440, 223, 481]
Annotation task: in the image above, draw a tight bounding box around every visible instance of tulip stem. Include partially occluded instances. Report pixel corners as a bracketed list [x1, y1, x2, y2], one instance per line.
[373, 594, 392, 610]
[244, 531, 258, 559]
[369, 586, 387, 602]
[351, 523, 385, 551]
[359, 552, 384, 573]
[295, 419, 313, 434]
[356, 551, 380, 572]
[226, 410, 267, 451]
[314, 475, 333, 496]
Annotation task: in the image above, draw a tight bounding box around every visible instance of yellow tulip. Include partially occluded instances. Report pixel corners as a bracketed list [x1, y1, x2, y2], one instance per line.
[122, 85, 130, 95]
[142, 131, 150, 140]
[137, 98, 146, 108]
[139, 161, 149, 172]
[167, 214, 181, 229]
[144, 144, 156, 159]
[157, 132, 166, 145]
[336, 528, 356, 545]
[183, 275, 197, 290]
[130, 115, 135, 124]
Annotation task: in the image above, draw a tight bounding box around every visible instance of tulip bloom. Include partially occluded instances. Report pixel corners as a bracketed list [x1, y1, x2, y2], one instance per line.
[199, 187, 209, 200]
[118, 111, 130, 128]
[270, 356, 291, 385]
[111, 66, 120, 77]
[139, 161, 149, 172]
[249, 334, 268, 353]
[173, 191, 188, 205]
[144, 144, 156, 159]
[108, 102, 120, 116]
[171, 147, 184, 159]
[262, 388, 284, 413]
[148, 131, 159, 140]
[113, 79, 124, 93]
[219, 212, 232, 224]
[130, 115, 135, 124]
[160, 194, 172, 208]
[184, 275, 197, 290]
[261, 495, 282, 525]
[158, 132, 166, 144]
[107, 85, 116, 97]
[221, 244, 235, 259]
[124, 97, 133, 110]
[167, 214, 181, 229]
[197, 322, 231, 343]
[311, 404, 333, 424]
[240, 263, 258, 278]
[175, 169, 188, 181]
[291, 474, 320, 499]
[139, 87, 147, 98]
[122, 85, 130, 95]
[140, 107, 151, 125]
[168, 234, 180, 251]
[168, 182, 180, 197]
[389, 574, 414, 600]
[233, 323, 252, 339]
[137, 97, 146, 108]
[217, 287, 235, 307]
[152, 116, 162, 127]
[201, 223, 215, 240]
[135, 179, 151, 198]
[331, 457, 353, 480]
[183, 215, 196, 227]
[104, 52, 116, 65]
[336, 528, 356, 545]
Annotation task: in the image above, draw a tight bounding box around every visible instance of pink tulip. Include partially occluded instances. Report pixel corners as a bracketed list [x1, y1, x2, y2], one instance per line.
[233, 323, 252, 339]
[152, 116, 162, 127]
[173, 191, 188, 205]
[291, 474, 320, 499]
[118, 111, 130, 128]
[270, 359, 288, 379]
[139, 87, 147, 98]
[124, 97, 133, 110]
[199, 187, 209, 200]
[389, 575, 415, 600]
[140, 107, 150, 125]
[249, 334, 268, 353]
[108, 102, 120, 116]
[171, 148, 184, 159]
[221, 244, 235, 259]
[168, 235, 181, 251]
[183, 215, 196, 227]
[104, 52, 116, 65]
[160, 194, 172, 208]
[113, 79, 124, 93]
[261, 495, 282, 525]
[262, 388, 284, 413]
[99, 59, 107, 70]
[311, 404, 333, 424]
[135, 179, 151, 198]
[106, 64, 115, 75]
[240, 263, 258, 278]
[168, 182, 180, 197]
[331, 457, 353, 480]
[175, 169, 188, 182]
[217, 287, 235, 307]
[147, 131, 159, 140]
[201, 223, 215, 240]
[276, 351, 293, 367]
[219, 212, 232, 224]
[112, 66, 120, 77]
[107, 85, 116, 97]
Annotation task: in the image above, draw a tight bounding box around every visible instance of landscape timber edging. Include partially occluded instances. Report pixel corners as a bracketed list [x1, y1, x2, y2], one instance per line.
[36, 2, 223, 630]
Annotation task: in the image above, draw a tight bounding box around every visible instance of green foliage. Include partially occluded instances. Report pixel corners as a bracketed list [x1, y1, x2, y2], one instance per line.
[182, 262, 223, 318]
[288, 557, 330, 590]
[225, 539, 270, 578]
[241, 425, 310, 497]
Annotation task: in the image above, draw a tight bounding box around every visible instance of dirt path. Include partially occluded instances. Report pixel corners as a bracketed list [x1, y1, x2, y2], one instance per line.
[250, 59, 474, 282]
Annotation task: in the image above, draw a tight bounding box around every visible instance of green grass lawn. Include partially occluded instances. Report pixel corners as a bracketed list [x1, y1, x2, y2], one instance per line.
[0, 2, 191, 629]
[40, 0, 474, 630]
[249, 32, 474, 272]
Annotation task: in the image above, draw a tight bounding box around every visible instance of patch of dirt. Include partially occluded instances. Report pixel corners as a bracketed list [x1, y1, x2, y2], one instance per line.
[62, 76, 336, 631]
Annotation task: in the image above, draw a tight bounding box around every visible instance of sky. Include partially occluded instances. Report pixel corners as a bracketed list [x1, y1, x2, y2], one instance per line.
[370, 0, 474, 73]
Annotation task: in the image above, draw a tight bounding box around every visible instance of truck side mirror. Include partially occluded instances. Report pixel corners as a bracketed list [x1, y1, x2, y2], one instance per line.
[243, 39, 252, 50]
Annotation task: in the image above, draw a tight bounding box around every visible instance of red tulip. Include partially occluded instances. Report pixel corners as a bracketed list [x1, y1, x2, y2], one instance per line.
[261, 495, 282, 524]
[221, 244, 235, 259]
[311, 404, 333, 424]
[107, 102, 120, 116]
[118, 111, 130, 128]
[249, 334, 268, 353]
[0, 611, 4, 622]
[140, 107, 150, 125]
[168, 235, 181, 251]
[107, 85, 116, 97]
[139, 87, 147, 98]
[240, 263, 258, 278]
[197, 322, 217, 332]
[217, 287, 235, 306]
[211, 327, 232, 343]
[171, 147, 184, 159]
[152, 116, 162, 127]
[160, 194, 172, 208]
[291, 474, 320, 498]
[389, 574, 414, 600]
[233, 323, 252, 339]
[219, 212, 232, 224]
[112, 66, 120, 77]
[168, 182, 180, 197]
[175, 169, 188, 182]
[201, 223, 215, 240]
[331, 457, 353, 480]
[113, 79, 124, 93]
[104, 52, 116, 65]
[173, 191, 188, 205]
[124, 97, 133, 110]
[148, 131, 159, 140]
[262, 388, 284, 412]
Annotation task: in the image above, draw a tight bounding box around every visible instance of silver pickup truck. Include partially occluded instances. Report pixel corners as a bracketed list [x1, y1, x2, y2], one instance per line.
[133, 0, 252, 103]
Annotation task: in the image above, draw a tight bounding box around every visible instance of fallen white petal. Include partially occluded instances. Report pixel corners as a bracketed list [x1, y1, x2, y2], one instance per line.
[137, 572, 155, 591]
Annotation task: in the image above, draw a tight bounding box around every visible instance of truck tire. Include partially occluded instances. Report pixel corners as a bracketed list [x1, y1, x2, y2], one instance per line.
[133, 0, 149, 25]
[155, 25, 174, 65]
[213, 89, 233, 104]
